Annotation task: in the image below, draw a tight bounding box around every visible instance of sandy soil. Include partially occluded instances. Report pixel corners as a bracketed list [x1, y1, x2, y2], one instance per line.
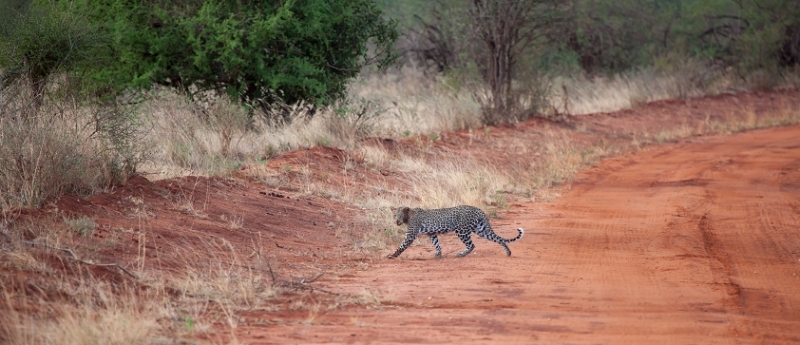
[4, 90, 800, 344]
[236, 126, 800, 344]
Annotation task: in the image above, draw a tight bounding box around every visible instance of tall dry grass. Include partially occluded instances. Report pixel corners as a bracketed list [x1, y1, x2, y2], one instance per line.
[0, 219, 168, 344]
[136, 63, 797, 181]
[136, 69, 483, 181]
[350, 68, 483, 135]
[547, 62, 720, 115]
[139, 89, 391, 180]
[2, 292, 163, 345]
[1, 214, 296, 344]
[0, 82, 141, 210]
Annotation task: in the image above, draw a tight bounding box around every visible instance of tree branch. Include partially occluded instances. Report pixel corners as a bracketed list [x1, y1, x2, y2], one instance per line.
[4, 235, 141, 280]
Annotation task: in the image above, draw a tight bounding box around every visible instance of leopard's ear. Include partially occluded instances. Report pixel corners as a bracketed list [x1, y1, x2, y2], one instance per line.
[402, 207, 410, 222]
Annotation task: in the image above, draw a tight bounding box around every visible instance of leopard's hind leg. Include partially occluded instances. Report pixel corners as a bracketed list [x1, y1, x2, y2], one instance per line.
[474, 221, 513, 256]
[455, 231, 475, 257]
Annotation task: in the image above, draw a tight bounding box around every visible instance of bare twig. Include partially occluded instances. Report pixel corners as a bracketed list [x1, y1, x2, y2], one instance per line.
[0, 229, 12, 244]
[18, 240, 140, 280]
[265, 261, 335, 295]
[0, 213, 18, 244]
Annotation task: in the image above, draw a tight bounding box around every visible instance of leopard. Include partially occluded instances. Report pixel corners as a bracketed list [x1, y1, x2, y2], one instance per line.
[387, 205, 524, 259]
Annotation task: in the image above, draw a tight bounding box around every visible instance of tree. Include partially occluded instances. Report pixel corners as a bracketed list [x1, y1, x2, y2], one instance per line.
[402, 0, 563, 124]
[468, 0, 562, 124]
[0, 2, 106, 111]
[77, 0, 397, 114]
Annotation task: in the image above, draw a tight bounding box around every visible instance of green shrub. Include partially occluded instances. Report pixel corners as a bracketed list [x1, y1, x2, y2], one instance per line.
[74, 0, 398, 112]
[0, 1, 108, 109]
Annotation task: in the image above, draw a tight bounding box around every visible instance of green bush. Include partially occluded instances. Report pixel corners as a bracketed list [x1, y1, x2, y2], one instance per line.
[75, 0, 398, 111]
[0, 1, 107, 109]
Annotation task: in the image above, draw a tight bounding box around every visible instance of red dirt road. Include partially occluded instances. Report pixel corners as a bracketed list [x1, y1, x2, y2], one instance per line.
[243, 126, 800, 344]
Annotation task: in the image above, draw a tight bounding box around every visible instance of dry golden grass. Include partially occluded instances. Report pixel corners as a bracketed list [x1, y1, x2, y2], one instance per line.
[135, 65, 799, 185]
[0, 217, 281, 344]
[2, 290, 163, 345]
[0, 105, 137, 210]
[639, 101, 800, 145]
[548, 68, 704, 115]
[164, 240, 279, 309]
[140, 88, 392, 180]
[351, 68, 483, 136]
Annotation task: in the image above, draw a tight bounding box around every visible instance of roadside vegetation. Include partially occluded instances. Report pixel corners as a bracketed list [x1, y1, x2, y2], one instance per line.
[1, 0, 799, 343]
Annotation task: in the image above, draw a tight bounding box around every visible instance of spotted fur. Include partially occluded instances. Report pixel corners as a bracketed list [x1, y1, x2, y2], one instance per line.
[387, 205, 524, 259]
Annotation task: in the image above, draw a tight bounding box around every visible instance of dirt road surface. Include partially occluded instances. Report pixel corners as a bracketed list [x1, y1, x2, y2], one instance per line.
[241, 126, 800, 344]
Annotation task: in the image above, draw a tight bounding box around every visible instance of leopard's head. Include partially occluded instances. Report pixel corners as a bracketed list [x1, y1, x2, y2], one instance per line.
[394, 206, 411, 226]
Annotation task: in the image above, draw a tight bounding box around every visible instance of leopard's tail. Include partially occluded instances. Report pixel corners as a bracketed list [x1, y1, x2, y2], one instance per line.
[483, 226, 524, 243]
[504, 228, 524, 243]
[477, 221, 524, 244]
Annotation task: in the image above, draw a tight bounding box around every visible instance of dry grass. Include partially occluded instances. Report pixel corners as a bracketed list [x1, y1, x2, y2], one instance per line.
[508, 136, 617, 200]
[638, 100, 800, 145]
[2, 292, 162, 345]
[401, 157, 512, 209]
[164, 239, 278, 309]
[0, 107, 138, 210]
[351, 68, 483, 136]
[0, 208, 264, 344]
[139, 89, 392, 180]
[135, 65, 798, 185]
[136, 69, 483, 180]
[549, 64, 800, 117]
[0, 78, 141, 210]
[548, 64, 716, 116]
[0, 216, 281, 344]
[0, 246, 167, 344]
[349, 210, 405, 255]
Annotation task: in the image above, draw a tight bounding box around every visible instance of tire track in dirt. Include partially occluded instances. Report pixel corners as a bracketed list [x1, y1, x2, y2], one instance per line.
[697, 213, 743, 312]
[238, 126, 800, 344]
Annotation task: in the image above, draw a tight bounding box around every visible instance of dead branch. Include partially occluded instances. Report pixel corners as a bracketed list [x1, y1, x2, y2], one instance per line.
[16, 240, 140, 280]
[0, 229, 11, 244]
[265, 261, 335, 295]
[0, 213, 18, 244]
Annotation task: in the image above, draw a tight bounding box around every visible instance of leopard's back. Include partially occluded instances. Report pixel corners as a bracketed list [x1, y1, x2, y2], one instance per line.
[408, 205, 485, 234]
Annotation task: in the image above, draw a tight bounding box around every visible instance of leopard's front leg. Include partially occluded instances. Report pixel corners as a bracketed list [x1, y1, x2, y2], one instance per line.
[387, 230, 418, 259]
[429, 234, 442, 258]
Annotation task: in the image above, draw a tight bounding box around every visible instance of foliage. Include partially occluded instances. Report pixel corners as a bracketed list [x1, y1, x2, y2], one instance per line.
[396, 0, 800, 77]
[0, 0, 31, 20]
[557, 0, 676, 74]
[680, 0, 800, 74]
[0, 1, 108, 108]
[73, 0, 398, 110]
[551, 0, 800, 76]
